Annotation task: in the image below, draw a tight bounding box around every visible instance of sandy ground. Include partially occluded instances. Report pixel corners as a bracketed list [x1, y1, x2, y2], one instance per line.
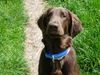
[24, 0, 45, 75]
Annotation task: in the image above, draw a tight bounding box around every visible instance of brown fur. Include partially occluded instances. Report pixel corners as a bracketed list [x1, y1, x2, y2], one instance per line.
[37, 7, 82, 75]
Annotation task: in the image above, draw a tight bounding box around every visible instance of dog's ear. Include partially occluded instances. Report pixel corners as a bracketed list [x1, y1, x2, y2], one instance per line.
[68, 11, 82, 38]
[37, 8, 53, 33]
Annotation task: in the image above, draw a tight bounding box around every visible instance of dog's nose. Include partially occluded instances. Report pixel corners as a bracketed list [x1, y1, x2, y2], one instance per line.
[48, 25, 58, 31]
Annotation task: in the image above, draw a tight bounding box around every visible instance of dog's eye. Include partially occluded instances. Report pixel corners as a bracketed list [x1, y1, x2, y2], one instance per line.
[61, 12, 66, 18]
[47, 12, 52, 17]
[62, 14, 66, 17]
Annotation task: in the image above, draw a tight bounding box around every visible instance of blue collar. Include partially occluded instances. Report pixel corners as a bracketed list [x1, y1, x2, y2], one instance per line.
[45, 48, 70, 60]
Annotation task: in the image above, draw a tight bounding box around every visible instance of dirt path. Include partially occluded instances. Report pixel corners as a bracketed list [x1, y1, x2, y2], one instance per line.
[24, 0, 45, 75]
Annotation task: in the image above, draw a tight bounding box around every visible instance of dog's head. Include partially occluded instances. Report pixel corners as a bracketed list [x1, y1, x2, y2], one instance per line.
[38, 7, 82, 38]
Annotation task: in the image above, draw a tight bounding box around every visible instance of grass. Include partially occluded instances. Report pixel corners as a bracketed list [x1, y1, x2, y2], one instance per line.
[46, 0, 100, 75]
[0, 0, 27, 75]
[0, 0, 99, 75]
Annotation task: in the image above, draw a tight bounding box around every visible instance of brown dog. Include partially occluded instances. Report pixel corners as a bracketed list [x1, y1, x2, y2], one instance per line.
[37, 7, 82, 75]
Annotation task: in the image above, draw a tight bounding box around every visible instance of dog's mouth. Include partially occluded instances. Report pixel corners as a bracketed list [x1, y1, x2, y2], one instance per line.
[47, 32, 63, 38]
[46, 27, 64, 38]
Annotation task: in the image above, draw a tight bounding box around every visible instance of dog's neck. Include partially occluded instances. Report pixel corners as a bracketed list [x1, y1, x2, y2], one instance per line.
[42, 35, 72, 54]
[42, 37, 61, 53]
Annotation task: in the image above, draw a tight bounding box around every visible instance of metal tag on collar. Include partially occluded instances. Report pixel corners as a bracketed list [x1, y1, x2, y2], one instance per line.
[52, 55, 55, 63]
